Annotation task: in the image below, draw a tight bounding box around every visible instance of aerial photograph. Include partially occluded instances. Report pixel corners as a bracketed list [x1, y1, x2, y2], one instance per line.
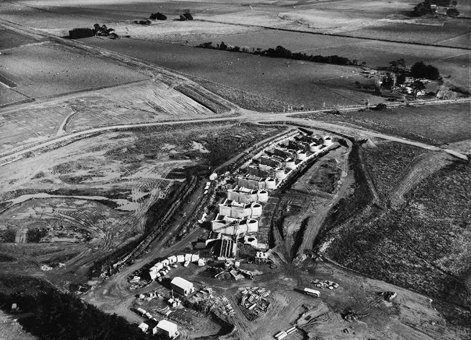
[0, 0, 469, 339]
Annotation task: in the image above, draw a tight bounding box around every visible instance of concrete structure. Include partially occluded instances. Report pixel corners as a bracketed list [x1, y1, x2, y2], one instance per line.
[153, 320, 179, 339]
[275, 168, 287, 180]
[219, 199, 262, 219]
[255, 251, 268, 264]
[247, 165, 271, 178]
[258, 156, 281, 169]
[285, 157, 296, 170]
[227, 188, 268, 203]
[212, 215, 259, 235]
[273, 148, 293, 159]
[265, 178, 276, 190]
[296, 150, 307, 161]
[167, 255, 177, 264]
[218, 238, 236, 259]
[171, 277, 194, 296]
[237, 175, 267, 190]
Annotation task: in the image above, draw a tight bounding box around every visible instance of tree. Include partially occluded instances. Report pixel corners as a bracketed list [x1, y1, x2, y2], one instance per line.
[410, 61, 440, 80]
[218, 41, 227, 50]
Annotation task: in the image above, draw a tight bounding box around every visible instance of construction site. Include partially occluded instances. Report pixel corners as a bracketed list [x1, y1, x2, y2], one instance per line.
[0, 0, 470, 339]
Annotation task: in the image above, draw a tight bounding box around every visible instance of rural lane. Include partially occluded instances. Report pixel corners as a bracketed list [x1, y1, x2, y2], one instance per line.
[1, 102, 469, 167]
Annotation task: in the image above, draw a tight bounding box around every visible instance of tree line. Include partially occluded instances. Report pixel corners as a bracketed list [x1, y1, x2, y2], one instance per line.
[197, 42, 361, 67]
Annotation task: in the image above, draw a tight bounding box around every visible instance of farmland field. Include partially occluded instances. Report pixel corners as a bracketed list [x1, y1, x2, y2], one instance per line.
[0, 87, 30, 107]
[346, 19, 471, 49]
[298, 102, 471, 145]
[82, 37, 380, 110]
[188, 30, 470, 90]
[0, 80, 223, 154]
[0, 41, 147, 102]
[0, 26, 44, 50]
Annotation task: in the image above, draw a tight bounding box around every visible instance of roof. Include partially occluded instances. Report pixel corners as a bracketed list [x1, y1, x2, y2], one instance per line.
[157, 319, 178, 333]
[170, 277, 193, 290]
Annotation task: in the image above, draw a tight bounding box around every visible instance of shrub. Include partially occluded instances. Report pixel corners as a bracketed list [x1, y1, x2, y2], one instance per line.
[447, 8, 460, 17]
[149, 12, 167, 20]
[372, 103, 387, 111]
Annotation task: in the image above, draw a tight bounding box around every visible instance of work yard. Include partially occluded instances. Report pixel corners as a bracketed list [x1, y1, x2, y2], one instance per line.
[0, 122, 284, 284]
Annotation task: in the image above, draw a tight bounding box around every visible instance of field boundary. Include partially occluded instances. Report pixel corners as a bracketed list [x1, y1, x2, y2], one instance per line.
[194, 18, 471, 51]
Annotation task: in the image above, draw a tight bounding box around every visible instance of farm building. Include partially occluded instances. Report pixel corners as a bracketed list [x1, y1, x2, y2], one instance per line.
[170, 277, 195, 296]
[153, 319, 179, 339]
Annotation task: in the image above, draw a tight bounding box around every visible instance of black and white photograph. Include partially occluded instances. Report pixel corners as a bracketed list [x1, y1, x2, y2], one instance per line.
[0, 0, 469, 339]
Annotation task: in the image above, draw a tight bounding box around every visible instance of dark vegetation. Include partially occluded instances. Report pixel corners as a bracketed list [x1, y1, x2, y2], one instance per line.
[26, 228, 48, 243]
[410, 61, 440, 80]
[316, 143, 374, 242]
[0, 229, 16, 242]
[0, 252, 16, 262]
[149, 12, 167, 20]
[323, 161, 471, 327]
[413, 0, 460, 17]
[309, 159, 342, 194]
[363, 142, 424, 202]
[69, 24, 118, 39]
[179, 10, 193, 21]
[0, 275, 155, 340]
[197, 42, 361, 67]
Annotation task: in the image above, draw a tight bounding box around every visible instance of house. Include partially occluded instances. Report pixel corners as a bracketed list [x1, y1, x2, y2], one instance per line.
[170, 277, 195, 296]
[153, 320, 179, 339]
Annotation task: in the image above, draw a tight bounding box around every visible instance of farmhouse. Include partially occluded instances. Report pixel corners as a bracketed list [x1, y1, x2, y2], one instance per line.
[170, 277, 195, 296]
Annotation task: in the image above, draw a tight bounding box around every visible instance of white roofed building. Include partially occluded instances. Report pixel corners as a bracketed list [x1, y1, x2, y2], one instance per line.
[170, 277, 194, 296]
[153, 319, 179, 339]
